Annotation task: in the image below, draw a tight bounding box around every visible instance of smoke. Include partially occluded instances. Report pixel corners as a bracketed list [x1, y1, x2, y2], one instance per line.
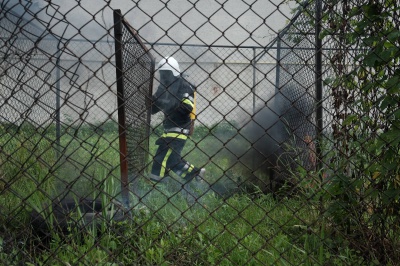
[224, 98, 287, 176]
[219, 85, 314, 193]
[127, 84, 314, 203]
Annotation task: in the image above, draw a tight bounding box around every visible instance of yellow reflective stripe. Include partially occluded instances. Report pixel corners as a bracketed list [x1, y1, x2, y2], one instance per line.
[160, 148, 173, 177]
[182, 98, 194, 108]
[161, 132, 188, 139]
[190, 92, 196, 120]
[188, 164, 194, 173]
[181, 164, 194, 178]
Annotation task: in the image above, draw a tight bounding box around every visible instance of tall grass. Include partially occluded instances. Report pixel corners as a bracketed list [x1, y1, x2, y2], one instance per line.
[0, 122, 366, 265]
[0, 124, 55, 221]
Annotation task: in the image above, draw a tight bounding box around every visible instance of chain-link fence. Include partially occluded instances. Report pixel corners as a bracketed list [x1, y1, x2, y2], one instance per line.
[1, 0, 400, 265]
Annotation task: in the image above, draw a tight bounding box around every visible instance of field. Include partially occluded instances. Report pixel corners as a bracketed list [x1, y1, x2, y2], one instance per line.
[0, 122, 366, 265]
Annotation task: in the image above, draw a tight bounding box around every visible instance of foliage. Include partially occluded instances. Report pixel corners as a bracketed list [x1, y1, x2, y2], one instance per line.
[321, 1, 400, 263]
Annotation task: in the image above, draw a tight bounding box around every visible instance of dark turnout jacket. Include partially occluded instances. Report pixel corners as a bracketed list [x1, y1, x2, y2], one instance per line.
[151, 78, 195, 134]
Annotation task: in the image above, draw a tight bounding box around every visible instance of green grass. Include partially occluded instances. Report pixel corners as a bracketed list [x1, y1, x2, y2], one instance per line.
[0, 122, 367, 265]
[34, 192, 363, 266]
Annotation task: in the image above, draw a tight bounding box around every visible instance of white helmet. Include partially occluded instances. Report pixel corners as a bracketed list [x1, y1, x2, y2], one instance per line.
[158, 56, 180, 77]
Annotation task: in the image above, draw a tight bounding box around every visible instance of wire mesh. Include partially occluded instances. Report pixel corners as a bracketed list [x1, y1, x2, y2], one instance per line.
[275, 1, 317, 172]
[1, 0, 400, 265]
[114, 9, 155, 207]
[0, 9, 57, 127]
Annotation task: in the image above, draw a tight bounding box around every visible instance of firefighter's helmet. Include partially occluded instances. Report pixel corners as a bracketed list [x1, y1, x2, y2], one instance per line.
[158, 56, 180, 77]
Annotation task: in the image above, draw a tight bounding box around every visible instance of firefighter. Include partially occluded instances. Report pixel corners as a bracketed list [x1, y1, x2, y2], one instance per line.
[149, 56, 205, 185]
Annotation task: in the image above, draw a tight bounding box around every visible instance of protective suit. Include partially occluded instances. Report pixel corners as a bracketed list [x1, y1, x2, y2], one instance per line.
[150, 57, 205, 183]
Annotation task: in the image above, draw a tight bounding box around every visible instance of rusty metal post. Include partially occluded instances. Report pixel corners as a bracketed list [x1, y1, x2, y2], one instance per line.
[113, 9, 130, 208]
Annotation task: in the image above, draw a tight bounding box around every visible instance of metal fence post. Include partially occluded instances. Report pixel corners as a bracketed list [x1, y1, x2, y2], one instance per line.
[252, 47, 256, 114]
[315, 0, 323, 173]
[55, 47, 61, 159]
[275, 38, 281, 96]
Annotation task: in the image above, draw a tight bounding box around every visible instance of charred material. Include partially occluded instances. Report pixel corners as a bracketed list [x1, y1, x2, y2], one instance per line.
[30, 198, 127, 245]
